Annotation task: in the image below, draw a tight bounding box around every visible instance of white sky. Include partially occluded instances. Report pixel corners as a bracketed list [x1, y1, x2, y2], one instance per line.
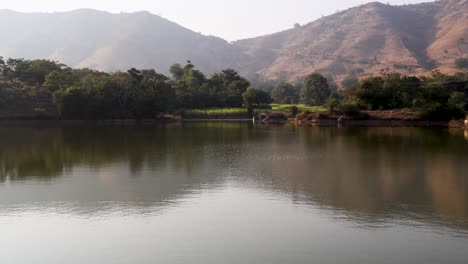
[0, 0, 432, 41]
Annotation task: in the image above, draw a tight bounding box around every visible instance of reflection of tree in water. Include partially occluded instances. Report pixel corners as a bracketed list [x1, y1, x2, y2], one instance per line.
[254, 126, 468, 229]
[0, 128, 66, 182]
[0, 123, 263, 216]
[0, 123, 257, 183]
[0, 124, 467, 231]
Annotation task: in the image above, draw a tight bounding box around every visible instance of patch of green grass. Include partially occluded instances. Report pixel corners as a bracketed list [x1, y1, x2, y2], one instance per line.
[271, 104, 325, 112]
[183, 104, 326, 119]
[183, 108, 250, 118]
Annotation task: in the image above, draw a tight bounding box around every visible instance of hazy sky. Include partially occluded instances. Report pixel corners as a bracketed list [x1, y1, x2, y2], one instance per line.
[0, 0, 431, 40]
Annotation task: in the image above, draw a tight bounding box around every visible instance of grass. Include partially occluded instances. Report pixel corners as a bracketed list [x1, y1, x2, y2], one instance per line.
[271, 104, 326, 112]
[183, 104, 326, 119]
[183, 108, 250, 118]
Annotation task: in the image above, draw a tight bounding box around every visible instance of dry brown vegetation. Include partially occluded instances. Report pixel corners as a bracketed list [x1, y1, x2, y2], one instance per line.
[235, 0, 468, 83]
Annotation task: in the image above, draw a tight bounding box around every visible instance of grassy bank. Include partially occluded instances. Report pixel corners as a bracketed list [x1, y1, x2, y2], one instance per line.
[182, 104, 327, 119]
[182, 108, 251, 119]
[271, 104, 326, 112]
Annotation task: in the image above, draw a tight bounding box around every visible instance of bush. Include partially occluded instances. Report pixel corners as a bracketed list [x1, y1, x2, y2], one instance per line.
[337, 102, 361, 116]
[326, 98, 340, 112]
[256, 104, 272, 110]
[290, 106, 299, 117]
[449, 91, 466, 110]
[419, 103, 465, 121]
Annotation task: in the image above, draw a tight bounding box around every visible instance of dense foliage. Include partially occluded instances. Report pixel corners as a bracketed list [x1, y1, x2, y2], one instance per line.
[268, 71, 467, 121]
[0, 58, 272, 119]
[0, 56, 466, 121]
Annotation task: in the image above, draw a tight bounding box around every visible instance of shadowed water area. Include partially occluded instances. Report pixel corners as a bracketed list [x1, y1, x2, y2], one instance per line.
[0, 123, 467, 263]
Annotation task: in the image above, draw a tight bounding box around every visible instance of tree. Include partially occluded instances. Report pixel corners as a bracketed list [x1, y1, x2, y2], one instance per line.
[301, 73, 331, 106]
[418, 83, 465, 120]
[255, 90, 272, 105]
[128, 68, 143, 84]
[0, 56, 4, 76]
[341, 76, 359, 89]
[272, 82, 299, 104]
[355, 77, 385, 109]
[242, 87, 257, 117]
[399, 75, 421, 108]
[169, 62, 206, 108]
[45, 69, 76, 91]
[5, 58, 64, 85]
[209, 69, 250, 107]
[134, 69, 176, 118]
[449, 91, 466, 110]
[170, 64, 184, 81]
[52, 86, 85, 119]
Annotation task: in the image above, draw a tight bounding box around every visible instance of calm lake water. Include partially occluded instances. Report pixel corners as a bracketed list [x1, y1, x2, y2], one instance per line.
[0, 122, 467, 264]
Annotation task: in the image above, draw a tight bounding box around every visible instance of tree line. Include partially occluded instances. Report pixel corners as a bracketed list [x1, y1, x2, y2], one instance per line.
[266, 71, 467, 120]
[0, 56, 467, 120]
[0, 58, 272, 119]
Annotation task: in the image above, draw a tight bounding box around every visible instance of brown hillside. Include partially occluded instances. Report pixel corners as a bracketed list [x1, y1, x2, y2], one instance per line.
[235, 0, 468, 82]
[0, 1, 465, 81]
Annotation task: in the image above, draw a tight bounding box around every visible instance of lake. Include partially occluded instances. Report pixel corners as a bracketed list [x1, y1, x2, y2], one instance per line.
[0, 122, 467, 264]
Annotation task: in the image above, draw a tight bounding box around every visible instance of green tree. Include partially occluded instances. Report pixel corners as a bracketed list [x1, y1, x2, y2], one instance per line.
[134, 69, 175, 118]
[271, 82, 299, 104]
[52, 86, 85, 119]
[449, 91, 466, 110]
[255, 90, 273, 105]
[242, 87, 257, 117]
[355, 77, 385, 109]
[45, 70, 76, 91]
[172, 62, 207, 108]
[170, 64, 184, 81]
[209, 69, 250, 107]
[5, 59, 64, 85]
[301, 73, 331, 106]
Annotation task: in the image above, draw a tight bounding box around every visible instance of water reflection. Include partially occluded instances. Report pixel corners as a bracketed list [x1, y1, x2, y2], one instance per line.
[0, 123, 467, 231]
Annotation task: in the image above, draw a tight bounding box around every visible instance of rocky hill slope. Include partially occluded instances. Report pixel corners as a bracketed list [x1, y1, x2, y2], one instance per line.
[235, 0, 468, 81]
[0, 0, 466, 82]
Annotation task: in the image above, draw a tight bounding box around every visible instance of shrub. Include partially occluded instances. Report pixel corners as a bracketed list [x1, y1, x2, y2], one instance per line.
[290, 106, 299, 117]
[326, 98, 340, 112]
[337, 102, 361, 116]
[449, 91, 466, 110]
[256, 104, 272, 110]
[419, 103, 465, 121]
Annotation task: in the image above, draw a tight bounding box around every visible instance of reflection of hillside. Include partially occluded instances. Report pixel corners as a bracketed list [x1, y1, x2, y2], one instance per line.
[245, 127, 468, 229]
[0, 124, 467, 230]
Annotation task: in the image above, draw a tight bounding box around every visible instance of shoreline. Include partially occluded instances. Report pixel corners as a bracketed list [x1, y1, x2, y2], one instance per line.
[0, 118, 466, 128]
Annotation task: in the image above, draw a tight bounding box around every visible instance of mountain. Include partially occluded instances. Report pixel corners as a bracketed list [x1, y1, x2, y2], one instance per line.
[235, 0, 468, 82]
[0, 0, 466, 82]
[0, 9, 244, 74]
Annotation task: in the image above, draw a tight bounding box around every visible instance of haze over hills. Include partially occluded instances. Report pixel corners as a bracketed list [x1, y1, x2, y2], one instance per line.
[0, 0, 466, 82]
[0, 9, 244, 74]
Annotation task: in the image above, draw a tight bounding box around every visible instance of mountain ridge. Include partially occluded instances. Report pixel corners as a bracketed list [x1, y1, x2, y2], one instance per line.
[0, 0, 466, 82]
[235, 0, 467, 82]
[0, 8, 243, 74]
